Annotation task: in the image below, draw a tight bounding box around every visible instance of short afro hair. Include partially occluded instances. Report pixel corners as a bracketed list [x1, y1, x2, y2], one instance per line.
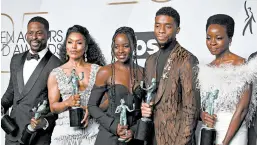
[156, 7, 180, 27]
[28, 16, 49, 31]
[206, 14, 235, 38]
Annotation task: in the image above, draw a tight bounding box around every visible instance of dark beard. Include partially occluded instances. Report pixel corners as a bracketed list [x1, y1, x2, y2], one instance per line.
[155, 36, 174, 48]
[29, 40, 47, 53]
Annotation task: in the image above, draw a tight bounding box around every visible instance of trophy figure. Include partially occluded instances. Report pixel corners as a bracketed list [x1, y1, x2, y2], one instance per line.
[200, 89, 219, 145]
[68, 68, 85, 127]
[115, 98, 135, 142]
[135, 78, 156, 141]
[20, 100, 48, 144]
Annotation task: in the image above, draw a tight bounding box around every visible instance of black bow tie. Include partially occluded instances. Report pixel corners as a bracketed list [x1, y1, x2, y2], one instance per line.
[27, 53, 40, 61]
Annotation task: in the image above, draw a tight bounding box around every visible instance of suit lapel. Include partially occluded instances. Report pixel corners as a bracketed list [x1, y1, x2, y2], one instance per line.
[19, 51, 52, 100]
[147, 52, 158, 85]
[154, 44, 180, 105]
[17, 51, 28, 94]
[154, 78, 166, 105]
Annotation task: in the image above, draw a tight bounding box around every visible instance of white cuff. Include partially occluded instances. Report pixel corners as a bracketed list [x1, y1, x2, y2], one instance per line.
[43, 118, 49, 130]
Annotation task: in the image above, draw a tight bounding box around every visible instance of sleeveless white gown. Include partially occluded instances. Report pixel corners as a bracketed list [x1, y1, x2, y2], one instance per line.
[50, 64, 100, 145]
[197, 57, 257, 145]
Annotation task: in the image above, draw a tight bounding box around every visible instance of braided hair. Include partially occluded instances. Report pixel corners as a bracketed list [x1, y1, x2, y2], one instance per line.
[59, 25, 106, 66]
[110, 26, 141, 111]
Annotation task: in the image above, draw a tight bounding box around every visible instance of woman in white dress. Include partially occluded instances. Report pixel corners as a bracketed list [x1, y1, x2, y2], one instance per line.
[47, 25, 107, 145]
[198, 14, 256, 145]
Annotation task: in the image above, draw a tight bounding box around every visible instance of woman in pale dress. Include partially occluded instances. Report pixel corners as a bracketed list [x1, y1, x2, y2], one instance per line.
[199, 14, 256, 145]
[47, 25, 107, 145]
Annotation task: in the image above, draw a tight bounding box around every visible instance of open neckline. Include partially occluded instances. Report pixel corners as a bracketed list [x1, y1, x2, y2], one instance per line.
[58, 66, 90, 78]
[108, 84, 133, 94]
[57, 66, 94, 92]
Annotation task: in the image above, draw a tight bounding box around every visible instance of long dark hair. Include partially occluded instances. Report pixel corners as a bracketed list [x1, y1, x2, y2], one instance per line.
[59, 25, 106, 66]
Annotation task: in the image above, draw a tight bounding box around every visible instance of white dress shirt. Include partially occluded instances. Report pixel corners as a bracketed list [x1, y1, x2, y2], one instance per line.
[23, 48, 49, 130]
[23, 48, 48, 85]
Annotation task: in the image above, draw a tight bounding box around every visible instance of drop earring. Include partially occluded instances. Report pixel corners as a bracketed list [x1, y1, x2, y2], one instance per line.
[66, 54, 69, 60]
[84, 53, 87, 62]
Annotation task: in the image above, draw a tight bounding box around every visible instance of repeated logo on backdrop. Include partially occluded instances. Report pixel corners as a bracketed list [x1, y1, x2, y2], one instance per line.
[1, 12, 64, 57]
[135, 32, 158, 59]
[134, 32, 160, 67]
[1, 13, 160, 66]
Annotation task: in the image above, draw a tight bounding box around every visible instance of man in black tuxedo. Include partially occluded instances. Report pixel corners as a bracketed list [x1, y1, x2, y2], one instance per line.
[248, 51, 257, 145]
[1, 16, 61, 145]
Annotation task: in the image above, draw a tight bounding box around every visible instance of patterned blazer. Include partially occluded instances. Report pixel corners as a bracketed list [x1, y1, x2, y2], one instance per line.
[144, 43, 200, 145]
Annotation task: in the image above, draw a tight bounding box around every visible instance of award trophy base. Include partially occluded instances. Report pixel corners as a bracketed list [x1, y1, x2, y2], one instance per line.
[200, 126, 216, 145]
[134, 118, 153, 141]
[1, 115, 18, 135]
[20, 125, 35, 145]
[118, 137, 126, 142]
[118, 130, 131, 143]
[69, 107, 84, 127]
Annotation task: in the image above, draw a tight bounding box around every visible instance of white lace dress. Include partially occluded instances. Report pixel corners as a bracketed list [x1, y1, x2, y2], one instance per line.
[197, 57, 257, 145]
[50, 64, 100, 145]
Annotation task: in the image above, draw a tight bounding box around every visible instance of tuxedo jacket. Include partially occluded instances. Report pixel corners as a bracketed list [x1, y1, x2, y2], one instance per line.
[1, 50, 61, 144]
[144, 43, 200, 145]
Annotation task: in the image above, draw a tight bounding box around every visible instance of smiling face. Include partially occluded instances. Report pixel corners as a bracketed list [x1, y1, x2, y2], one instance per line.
[66, 32, 86, 60]
[206, 24, 231, 56]
[113, 33, 131, 63]
[154, 15, 179, 47]
[26, 22, 49, 53]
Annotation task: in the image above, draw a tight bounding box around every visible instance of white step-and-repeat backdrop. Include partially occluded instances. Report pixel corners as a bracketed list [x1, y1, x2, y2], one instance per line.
[1, 0, 256, 144]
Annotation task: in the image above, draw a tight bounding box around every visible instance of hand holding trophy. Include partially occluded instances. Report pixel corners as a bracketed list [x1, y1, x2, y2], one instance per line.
[135, 78, 156, 141]
[200, 89, 219, 145]
[20, 100, 48, 144]
[115, 98, 135, 142]
[68, 68, 85, 127]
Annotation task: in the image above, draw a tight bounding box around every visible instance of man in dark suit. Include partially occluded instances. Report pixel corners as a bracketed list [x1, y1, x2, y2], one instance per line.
[248, 51, 257, 145]
[1, 16, 61, 145]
